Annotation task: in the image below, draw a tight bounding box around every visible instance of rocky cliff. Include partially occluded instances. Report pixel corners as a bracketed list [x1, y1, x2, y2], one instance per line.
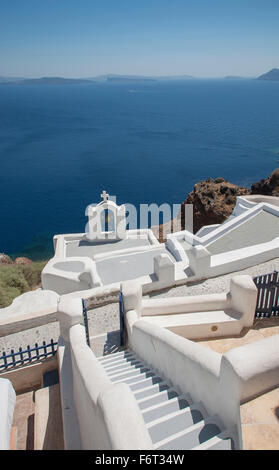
[181, 177, 250, 234]
[0, 254, 33, 265]
[180, 168, 279, 234]
[251, 168, 279, 196]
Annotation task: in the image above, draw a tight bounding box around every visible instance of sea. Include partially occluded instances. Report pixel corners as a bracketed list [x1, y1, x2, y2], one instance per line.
[0, 79, 278, 259]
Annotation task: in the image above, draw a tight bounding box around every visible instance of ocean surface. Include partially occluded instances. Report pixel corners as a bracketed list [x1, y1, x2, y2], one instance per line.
[0, 79, 278, 259]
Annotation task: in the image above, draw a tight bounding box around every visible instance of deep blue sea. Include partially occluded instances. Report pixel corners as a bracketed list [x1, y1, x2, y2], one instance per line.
[0, 79, 279, 259]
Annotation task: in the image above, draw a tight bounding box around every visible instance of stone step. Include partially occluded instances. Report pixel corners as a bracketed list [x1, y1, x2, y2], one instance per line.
[192, 432, 233, 450]
[11, 390, 35, 450]
[142, 394, 192, 424]
[101, 354, 139, 370]
[129, 376, 164, 392]
[147, 403, 206, 444]
[134, 382, 171, 401]
[115, 371, 157, 385]
[98, 350, 134, 363]
[109, 367, 152, 382]
[137, 387, 180, 410]
[154, 415, 222, 450]
[98, 348, 232, 450]
[103, 359, 142, 373]
[107, 362, 147, 378]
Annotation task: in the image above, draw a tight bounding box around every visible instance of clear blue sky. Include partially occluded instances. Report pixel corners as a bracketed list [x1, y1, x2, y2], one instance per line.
[1, 0, 278, 78]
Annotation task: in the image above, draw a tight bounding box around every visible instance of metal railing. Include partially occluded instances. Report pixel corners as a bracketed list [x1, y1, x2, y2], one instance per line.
[0, 339, 57, 372]
[119, 292, 125, 346]
[82, 298, 91, 347]
[253, 270, 279, 319]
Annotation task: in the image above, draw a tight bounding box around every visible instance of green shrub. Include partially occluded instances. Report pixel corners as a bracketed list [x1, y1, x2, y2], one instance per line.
[0, 261, 48, 309]
[21, 261, 47, 289]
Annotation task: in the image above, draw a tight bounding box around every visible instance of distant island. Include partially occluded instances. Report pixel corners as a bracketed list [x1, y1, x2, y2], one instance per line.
[257, 68, 279, 81]
[19, 77, 93, 85]
[1, 70, 279, 84]
[0, 76, 94, 85]
[90, 74, 195, 82]
[106, 76, 157, 83]
[224, 76, 246, 80]
[0, 74, 195, 85]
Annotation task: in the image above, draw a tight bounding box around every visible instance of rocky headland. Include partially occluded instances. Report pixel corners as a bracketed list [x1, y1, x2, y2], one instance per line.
[152, 168, 279, 241]
[257, 68, 279, 81]
[181, 177, 250, 234]
[180, 168, 279, 234]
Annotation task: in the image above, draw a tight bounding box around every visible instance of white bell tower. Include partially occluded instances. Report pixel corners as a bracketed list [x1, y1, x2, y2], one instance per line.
[85, 191, 127, 242]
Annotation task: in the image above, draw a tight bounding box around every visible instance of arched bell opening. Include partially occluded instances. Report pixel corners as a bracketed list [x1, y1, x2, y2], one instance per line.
[101, 208, 116, 233]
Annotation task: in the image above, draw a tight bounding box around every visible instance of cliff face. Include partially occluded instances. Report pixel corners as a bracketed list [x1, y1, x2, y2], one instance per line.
[181, 169, 279, 234]
[257, 68, 279, 81]
[0, 254, 32, 265]
[181, 177, 249, 233]
[251, 168, 279, 196]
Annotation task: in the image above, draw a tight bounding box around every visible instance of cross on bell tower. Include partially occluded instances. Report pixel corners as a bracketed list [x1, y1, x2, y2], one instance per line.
[100, 190, 109, 203]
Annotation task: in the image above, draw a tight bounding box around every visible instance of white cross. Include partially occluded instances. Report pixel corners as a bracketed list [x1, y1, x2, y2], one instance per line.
[100, 190, 109, 203]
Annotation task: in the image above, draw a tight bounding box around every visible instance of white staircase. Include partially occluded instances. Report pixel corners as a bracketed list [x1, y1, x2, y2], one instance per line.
[98, 349, 234, 450]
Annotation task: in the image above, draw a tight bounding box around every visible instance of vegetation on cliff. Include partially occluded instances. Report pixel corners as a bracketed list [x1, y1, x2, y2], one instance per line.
[0, 261, 47, 308]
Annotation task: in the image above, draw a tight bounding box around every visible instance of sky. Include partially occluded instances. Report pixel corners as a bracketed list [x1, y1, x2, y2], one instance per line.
[0, 0, 279, 78]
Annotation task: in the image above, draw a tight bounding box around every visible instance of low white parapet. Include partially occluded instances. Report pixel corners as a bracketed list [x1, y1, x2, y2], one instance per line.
[42, 256, 101, 295]
[124, 313, 242, 448]
[166, 198, 279, 282]
[154, 253, 175, 284]
[0, 290, 59, 336]
[0, 378, 16, 450]
[222, 334, 279, 403]
[57, 296, 152, 450]
[126, 275, 258, 339]
[122, 284, 279, 449]
[186, 245, 211, 278]
[121, 274, 258, 342]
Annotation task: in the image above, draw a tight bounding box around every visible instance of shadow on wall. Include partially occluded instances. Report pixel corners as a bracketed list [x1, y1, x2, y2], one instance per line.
[38, 383, 64, 450]
[103, 330, 122, 356]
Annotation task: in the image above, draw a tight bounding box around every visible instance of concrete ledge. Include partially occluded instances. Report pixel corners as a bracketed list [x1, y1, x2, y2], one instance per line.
[57, 340, 81, 450]
[0, 356, 58, 394]
[34, 383, 64, 450]
[0, 289, 59, 336]
[0, 309, 58, 337]
[98, 383, 153, 450]
[224, 334, 279, 403]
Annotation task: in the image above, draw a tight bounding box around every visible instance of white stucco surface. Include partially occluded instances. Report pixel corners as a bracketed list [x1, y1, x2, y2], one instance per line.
[167, 196, 279, 281]
[0, 378, 16, 450]
[207, 210, 279, 255]
[66, 237, 151, 259]
[122, 280, 279, 449]
[96, 249, 167, 284]
[133, 275, 258, 340]
[42, 227, 178, 295]
[1, 257, 278, 357]
[0, 289, 59, 337]
[0, 289, 58, 320]
[57, 298, 153, 450]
